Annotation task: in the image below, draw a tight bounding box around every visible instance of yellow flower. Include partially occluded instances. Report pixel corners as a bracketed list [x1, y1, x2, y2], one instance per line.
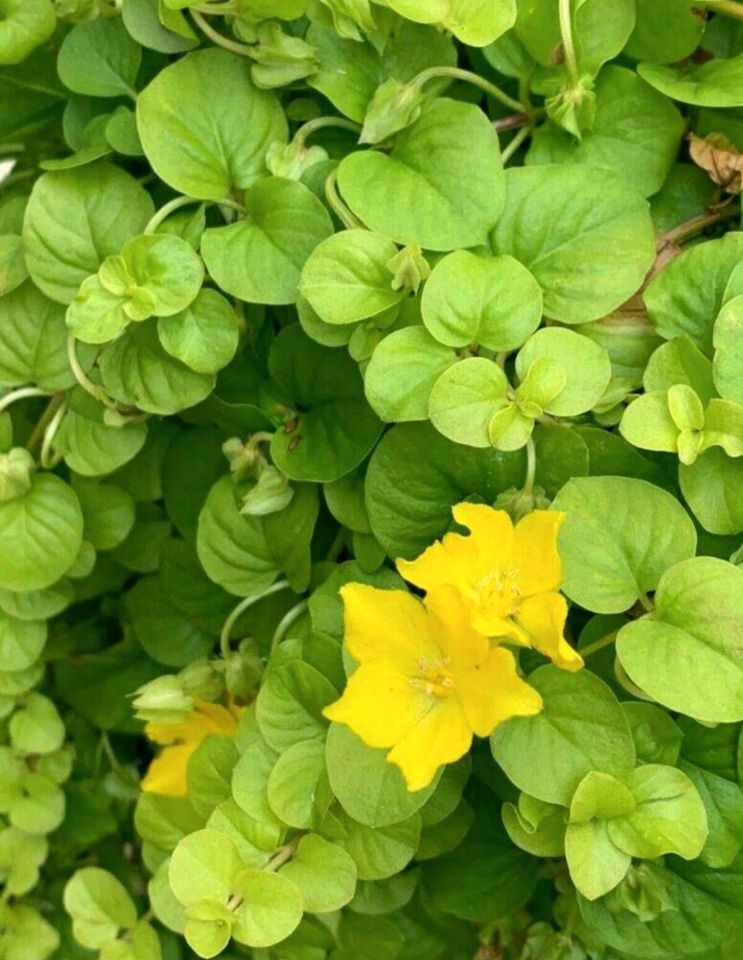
[324, 584, 543, 791]
[397, 503, 583, 672]
[141, 700, 242, 797]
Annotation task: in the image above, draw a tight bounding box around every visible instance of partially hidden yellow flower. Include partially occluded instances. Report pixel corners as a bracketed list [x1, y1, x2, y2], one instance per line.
[323, 584, 543, 791]
[141, 700, 242, 797]
[397, 503, 583, 672]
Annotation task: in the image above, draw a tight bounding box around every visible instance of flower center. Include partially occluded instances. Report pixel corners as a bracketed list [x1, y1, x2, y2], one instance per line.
[410, 657, 456, 699]
[475, 567, 522, 617]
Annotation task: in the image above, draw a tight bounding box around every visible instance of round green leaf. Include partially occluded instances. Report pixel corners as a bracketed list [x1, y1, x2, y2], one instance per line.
[337, 98, 504, 251]
[23, 164, 154, 305]
[515, 328, 612, 417]
[0, 0, 55, 67]
[714, 294, 743, 404]
[491, 666, 636, 806]
[63, 867, 137, 950]
[625, 0, 704, 63]
[0, 474, 84, 593]
[421, 251, 542, 350]
[365, 422, 524, 558]
[491, 165, 655, 324]
[332, 808, 421, 881]
[617, 557, 743, 723]
[325, 723, 438, 828]
[255, 660, 336, 752]
[119, 233, 204, 317]
[137, 48, 287, 200]
[169, 829, 241, 907]
[98, 322, 215, 416]
[157, 289, 239, 375]
[9, 692, 64, 755]
[639, 55, 743, 108]
[0, 282, 74, 391]
[58, 17, 141, 99]
[201, 177, 333, 305]
[552, 476, 697, 614]
[680, 448, 743, 535]
[299, 230, 403, 325]
[55, 394, 148, 477]
[269, 325, 383, 483]
[0, 610, 46, 671]
[280, 834, 357, 913]
[266, 738, 328, 829]
[364, 326, 456, 423]
[428, 357, 508, 447]
[231, 868, 303, 948]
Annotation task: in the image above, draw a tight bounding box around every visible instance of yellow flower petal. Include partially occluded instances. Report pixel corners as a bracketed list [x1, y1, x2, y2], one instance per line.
[324, 663, 429, 749]
[457, 646, 543, 737]
[387, 696, 472, 791]
[396, 503, 514, 597]
[141, 743, 196, 796]
[424, 586, 489, 672]
[514, 592, 583, 671]
[512, 510, 565, 598]
[341, 584, 441, 671]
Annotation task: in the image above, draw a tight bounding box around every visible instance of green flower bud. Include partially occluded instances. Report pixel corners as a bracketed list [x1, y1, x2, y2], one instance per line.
[249, 22, 318, 90]
[493, 485, 551, 522]
[387, 244, 430, 295]
[218, 642, 263, 700]
[546, 77, 596, 140]
[240, 465, 294, 517]
[179, 659, 223, 702]
[223, 437, 263, 481]
[54, 0, 100, 23]
[266, 140, 329, 181]
[359, 78, 425, 145]
[0, 448, 34, 502]
[132, 675, 193, 724]
[607, 862, 674, 923]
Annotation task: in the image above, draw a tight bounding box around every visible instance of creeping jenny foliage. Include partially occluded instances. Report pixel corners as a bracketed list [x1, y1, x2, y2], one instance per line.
[1, 1, 743, 959]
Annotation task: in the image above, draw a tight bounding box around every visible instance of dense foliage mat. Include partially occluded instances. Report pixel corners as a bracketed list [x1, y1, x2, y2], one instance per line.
[1, 1, 743, 958]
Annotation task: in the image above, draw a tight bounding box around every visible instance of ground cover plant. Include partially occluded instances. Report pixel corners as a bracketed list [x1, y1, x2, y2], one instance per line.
[1, 0, 743, 958]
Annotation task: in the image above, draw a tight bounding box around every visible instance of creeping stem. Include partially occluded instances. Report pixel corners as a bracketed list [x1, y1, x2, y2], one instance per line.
[324, 170, 364, 230]
[190, 10, 254, 56]
[67, 335, 116, 408]
[558, 0, 581, 91]
[271, 600, 310, 652]
[143, 195, 245, 235]
[706, 0, 743, 21]
[40, 401, 67, 469]
[412, 66, 526, 114]
[522, 435, 537, 498]
[501, 124, 533, 164]
[579, 629, 619, 659]
[0, 386, 51, 415]
[294, 117, 362, 148]
[219, 580, 292, 661]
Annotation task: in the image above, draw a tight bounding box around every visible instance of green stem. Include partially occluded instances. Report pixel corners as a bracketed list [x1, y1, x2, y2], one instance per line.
[144, 195, 200, 235]
[655, 204, 740, 251]
[191, 9, 254, 56]
[294, 116, 361, 149]
[67, 336, 116, 408]
[580, 629, 619, 659]
[558, 0, 581, 90]
[412, 66, 525, 114]
[522, 435, 537, 497]
[324, 169, 364, 230]
[271, 600, 309, 652]
[0, 386, 51, 415]
[707, 0, 743, 21]
[220, 581, 291, 661]
[26, 394, 64, 452]
[501, 124, 532, 164]
[39, 401, 67, 469]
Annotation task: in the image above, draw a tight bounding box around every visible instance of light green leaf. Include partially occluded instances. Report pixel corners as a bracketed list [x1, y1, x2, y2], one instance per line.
[552, 476, 697, 613]
[329, 808, 421, 881]
[682, 762, 743, 869]
[714, 294, 743, 404]
[644, 335, 716, 400]
[516, 328, 612, 416]
[0, 0, 55, 67]
[58, 17, 141, 99]
[63, 867, 138, 950]
[299, 230, 403, 325]
[137, 48, 287, 199]
[365, 326, 456, 423]
[55, 392, 148, 477]
[680, 448, 743, 535]
[608, 765, 708, 860]
[620, 392, 679, 453]
[266, 738, 329, 830]
[325, 723, 437, 828]
[337, 98, 504, 251]
[231, 868, 303, 948]
[622, 702, 683, 766]
[23, 164, 154, 305]
[421, 251, 542, 350]
[491, 165, 655, 324]
[9, 692, 65, 755]
[0, 474, 84, 593]
[625, 0, 704, 63]
[491, 666, 636, 806]
[0, 610, 45, 672]
[565, 819, 631, 901]
[617, 557, 743, 723]
[157, 289, 239, 375]
[280, 834, 357, 913]
[428, 357, 508, 448]
[255, 660, 336, 752]
[639, 55, 743, 108]
[169, 829, 241, 907]
[201, 177, 333, 305]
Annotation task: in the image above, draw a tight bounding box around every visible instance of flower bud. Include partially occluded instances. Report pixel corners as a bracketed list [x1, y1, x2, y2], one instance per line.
[266, 140, 329, 181]
[249, 22, 318, 89]
[179, 659, 223, 702]
[240, 465, 294, 517]
[132, 675, 193, 724]
[387, 244, 430, 295]
[0, 448, 34, 502]
[359, 78, 424, 145]
[218, 643, 263, 701]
